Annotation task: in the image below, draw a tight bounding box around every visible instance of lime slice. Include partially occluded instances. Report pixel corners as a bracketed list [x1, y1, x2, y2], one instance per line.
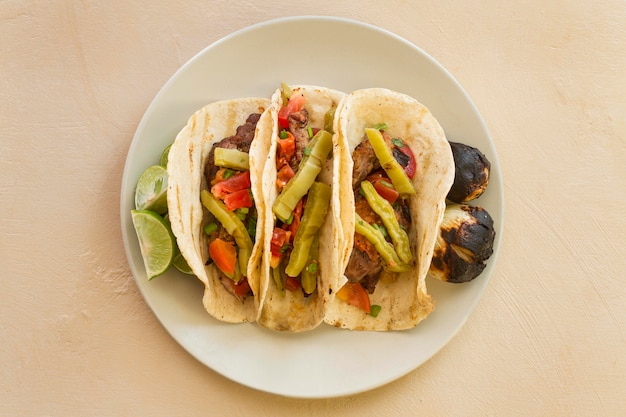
[131, 210, 175, 280]
[135, 165, 168, 214]
[159, 213, 192, 275]
[160, 143, 172, 168]
[173, 252, 194, 275]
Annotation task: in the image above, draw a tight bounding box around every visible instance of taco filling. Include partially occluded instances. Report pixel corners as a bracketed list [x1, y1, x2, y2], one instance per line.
[268, 87, 334, 296]
[337, 125, 418, 315]
[201, 113, 261, 299]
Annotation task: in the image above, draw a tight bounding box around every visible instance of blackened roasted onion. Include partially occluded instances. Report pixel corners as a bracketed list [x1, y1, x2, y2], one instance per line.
[429, 204, 495, 283]
[447, 141, 491, 203]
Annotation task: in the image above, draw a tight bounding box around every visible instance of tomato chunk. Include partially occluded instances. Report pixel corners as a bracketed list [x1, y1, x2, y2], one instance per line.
[211, 171, 251, 199]
[277, 93, 306, 129]
[209, 238, 237, 277]
[373, 179, 399, 204]
[336, 282, 371, 313]
[223, 189, 253, 211]
[366, 172, 399, 204]
[232, 277, 251, 296]
[276, 164, 295, 189]
[278, 107, 290, 130]
[285, 276, 301, 292]
[287, 198, 305, 239]
[270, 227, 290, 255]
[221, 276, 251, 297]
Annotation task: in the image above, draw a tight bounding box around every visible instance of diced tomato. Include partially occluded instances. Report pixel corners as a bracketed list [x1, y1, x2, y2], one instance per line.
[270, 227, 289, 254]
[211, 171, 251, 199]
[366, 171, 386, 182]
[209, 238, 237, 277]
[373, 179, 399, 204]
[278, 107, 290, 130]
[223, 189, 253, 211]
[287, 93, 306, 114]
[336, 282, 371, 314]
[277, 93, 306, 129]
[288, 93, 306, 112]
[288, 198, 304, 239]
[221, 276, 252, 297]
[285, 276, 301, 292]
[395, 141, 416, 178]
[366, 172, 399, 204]
[276, 164, 295, 189]
[231, 277, 251, 296]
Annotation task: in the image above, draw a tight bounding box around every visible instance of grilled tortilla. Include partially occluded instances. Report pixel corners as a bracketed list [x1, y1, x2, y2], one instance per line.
[325, 88, 455, 331]
[167, 98, 271, 323]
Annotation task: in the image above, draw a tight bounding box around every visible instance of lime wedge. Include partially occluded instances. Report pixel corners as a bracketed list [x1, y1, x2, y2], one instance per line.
[173, 252, 194, 275]
[135, 165, 168, 214]
[160, 143, 172, 168]
[131, 210, 175, 280]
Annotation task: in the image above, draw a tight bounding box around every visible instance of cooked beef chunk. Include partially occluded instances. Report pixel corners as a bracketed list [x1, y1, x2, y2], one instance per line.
[207, 225, 236, 245]
[351, 140, 380, 190]
[204, 113, 261, 182]
[345, 243, 383, 293]
[235, 113, 261, 146]
[359, 266, 385, 294]
[288, 108, 310, 171]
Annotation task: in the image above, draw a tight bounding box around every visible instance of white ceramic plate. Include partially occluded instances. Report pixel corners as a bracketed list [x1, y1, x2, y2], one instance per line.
[120, 16, 503, 398]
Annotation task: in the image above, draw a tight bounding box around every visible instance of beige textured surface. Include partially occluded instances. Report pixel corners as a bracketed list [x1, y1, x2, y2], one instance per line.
[2, 1, 624, 415]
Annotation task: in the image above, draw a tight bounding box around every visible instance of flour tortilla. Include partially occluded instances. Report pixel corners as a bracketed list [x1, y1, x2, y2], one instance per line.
[167, 98, 271, 323]
[256, 85, 345, 332]
[324, 88, 455, 331]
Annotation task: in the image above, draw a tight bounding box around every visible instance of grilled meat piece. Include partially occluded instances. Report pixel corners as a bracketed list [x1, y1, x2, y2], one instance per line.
[204, 113, 261, 182]
[351, 140, 380, 190]
[345, 241, 383, 293]
[288, 108, 310, 171]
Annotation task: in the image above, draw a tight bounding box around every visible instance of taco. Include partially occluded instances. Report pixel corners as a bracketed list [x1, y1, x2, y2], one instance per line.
[256, 85, 345, 332]
[324, 88, 455, 331]
[167, 98, 271, 323]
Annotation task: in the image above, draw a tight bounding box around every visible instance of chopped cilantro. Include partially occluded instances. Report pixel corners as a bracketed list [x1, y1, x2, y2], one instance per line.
[369, 305, 382, 317]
